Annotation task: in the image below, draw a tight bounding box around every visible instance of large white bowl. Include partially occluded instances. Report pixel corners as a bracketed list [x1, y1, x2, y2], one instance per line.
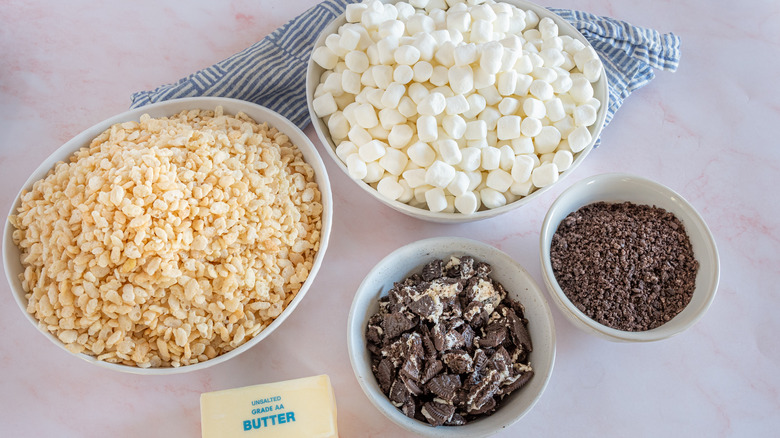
[307, 0, 609, 223]
[347, 237, 556, 437]
[539, 173, 719, 342]
[3, 97, 333, 374]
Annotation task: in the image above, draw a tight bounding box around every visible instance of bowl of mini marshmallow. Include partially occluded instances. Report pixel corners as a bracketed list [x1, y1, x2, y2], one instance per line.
[307, 0, 608, 223]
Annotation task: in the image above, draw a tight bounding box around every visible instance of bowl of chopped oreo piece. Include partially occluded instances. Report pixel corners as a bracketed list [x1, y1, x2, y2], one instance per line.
[540, 173, 720, 342]
[347, 237, 555, 437]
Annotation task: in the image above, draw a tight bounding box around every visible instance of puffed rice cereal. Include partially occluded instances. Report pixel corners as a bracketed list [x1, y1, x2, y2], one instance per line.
[9, 107, 323, 368]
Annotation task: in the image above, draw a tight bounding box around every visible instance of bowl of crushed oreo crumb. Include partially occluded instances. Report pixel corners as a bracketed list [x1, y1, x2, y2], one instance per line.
[347, 237, 555, 437]
[540, 173, 720, 342]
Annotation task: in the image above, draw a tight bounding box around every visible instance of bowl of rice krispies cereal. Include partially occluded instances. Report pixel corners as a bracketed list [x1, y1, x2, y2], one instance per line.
[3, 97, 332, 374]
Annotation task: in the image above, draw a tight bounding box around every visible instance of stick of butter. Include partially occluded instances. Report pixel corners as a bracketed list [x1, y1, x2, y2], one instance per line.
[200, 374, 338, 438]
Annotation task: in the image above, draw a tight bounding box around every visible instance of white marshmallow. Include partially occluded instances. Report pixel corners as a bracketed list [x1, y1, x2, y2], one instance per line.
[510, 178, 534, 196]
[437, 139, 462, 165]
[446, 10, 471, 33]
[327, 111, 350, 141]
[498, 97, 520, 115]
[448, 65, 474, 95]
[586, 97, 602, 110]
[471, 4, 497, 21]
[442, 114, 467, 139]
[403, 168, 428, 188]
[497, 70, 518, 96]
[470, 19, 493, 43]
[377, 176, 405, 201]
[376, 36, 400, 64]
[406, 13, 435, 35]
[412, 61, 434, 82]
[496, 115, 522, 140]
[361, 68, 377, 87]
[446, 171, 470, 197]
[359, 139, 387, 162]
[477, 85, 502, 106]
[480, 187, 506, 209]
[510, 136, 535, 154]
[511, 154, 534, 183]
[425, 160, 457, 188]
[540, 47, 564, 68]
[531, 162, 559, 187]
[417, 115, 439, 142]
[364, 161, 385, 183]
[394, 45, 421, 65]
[568, 126, 592, 152]
[515, 54, 533, 74]
[378, 108, 405, 130]
[335, 141, 358, 161]
[523, 98, 546, 119]
[407, 141, 436, 167]
[554, 115, 575, 138]
[534, 126, 562, 154]
[414, 33, 437, 62]
[552, 74, 572, 94]
[464, 120, 487, 140]
[381, 82, 406, 108]
[520, 117, 542, 137]
[499, 144, 515, 170]
[500, 48, 520, 71]
[341, 70, 362, 95]
[348, 125, 373, 146]
[462, 94, 487, 119]
[397, 179, 414, 203]
[355, 103, 379, 129]
[480, 42, 504, 74]
[366, 88, 386, 110]
[465, 170, 483, 191]
[430, 65, 450, 87]
[574, 104, 598, 127]
[313, 92, 338, 117]
[459, 147, 482, 171]
[477, 106, 501, 130]
[574, 46, 598, 71]
[486, 169, 513, 192]
[538, 17, 558, 39]
[515, 74, 533, 95]
[388, 124, 413, 149]
[379, 147, 409, 175]
[345, 3, 368, 23]
[339, 27, 362, 52]
[545, 98, 566, 122]
[312, 46, 339, 70]
[434, 40, 457, 67]
[370, 65, 392, 89]
[552, 150, 574, 171]
[529, 79, 555, 101]
[413, 185, 432, 204]
[445, 94, 470, 116]
[473, 66, 496, 89]
[425, 187, 448, 212]
[345, 51, 369, 73]
[346, 153, 368, 180]
[418, 92, 447, 116]
[481, 147, 500, 170]
[454, 191, 479, 214]
[323, 72, 344, 96]
[453, 43, 479, 66]
[398, 96, 418, 118]
[569, 76, 594, 103]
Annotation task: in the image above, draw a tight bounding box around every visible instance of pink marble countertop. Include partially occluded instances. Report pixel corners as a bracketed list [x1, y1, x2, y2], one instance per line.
[1, 1, 778, 436]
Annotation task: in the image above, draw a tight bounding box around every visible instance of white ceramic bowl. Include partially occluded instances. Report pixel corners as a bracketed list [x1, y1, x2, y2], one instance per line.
[347, 237, 555, 437]
[539, 173, 719, 342]
[306, 0, 608, 223]
[3, 97, 333, 374]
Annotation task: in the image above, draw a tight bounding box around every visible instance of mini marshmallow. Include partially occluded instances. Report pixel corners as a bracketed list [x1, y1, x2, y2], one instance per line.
[418, 92, 447, 116]
[569, 76, 594, 103]
[520, 117, 542, 137]
[406, 12, 435, 35]
[465, 170, 483, 191]
[515, 54, 533, 74]
[414, 33, 437, 62]
[407, 142, 436, 167]
[327, 111, 350, 141]
[454, 43, 479, 66]
[471, 3, 497, 21]
[388, 124, 413, 149]
[464, 120, 487, 140]
[511, 136, 534, 154]
[480, 187, 506, 209]
[345, 51, 369, 73]
[397, 179, 414, 203]
[417, 115, 438, 142]
[447, 10, 471, 33]
[499, 144, 515, 170]
[574, 46, 598, 71]
[541, 153, 555, 164]
[348, 124, 373, 146]
[480, 42, 504, 74]
[552, 149, 573, 171]
[346, 153, 368, 180]
[312, 46, 339, 70]
[554, 115, 575, 138]
[412, 61, 433, 82]
[434, 41, 457, 67]
[376, 36, 400, 64]
[477, 106, 501, 130]
[377, 176, 405, 201]
[372, 65, 394, 89]
[378, 108, 405, 131]
[359, 139, 387, 162]
[529, 79, 555, 101]
[540, 47, 564, 68]
[445, 94, 469, 115]
[586, 97, 602, 110]
[430, 65, 450, 87]
[459, 147, 482, 171]
[394, 45, 421, 65]
[345, 3, 368, 23]
[545, 98, 566, 122]
[481, 147, 500, 170]
[567, 126, 592, 152]
[413, 184, 432, 204]
[446, 171, 470, 197]
[379, 147, 409, 175]
[523, 98, 546, 119]
[498, 97, 520, 115]
[335, 141, 358, 161]
[322, 72, 343, 96]
[448, 65, 474, 95]
[341, 70, 362, 95]
[509, 178, 534, 196]
[334, 92, 355, 110]
[495, 70, 517, 96]
[425, 187, 448, 212]
[534, 126, 562, 154]
[463, 94, 487, 119]
[496, 115, 522, 140]
[398, 96, 418, 118]
[355, 103, 379, 129]
[470, 19, 493, 43]
[364, 161, 385, 183]
[477, 85, 502, 106]
[378, 19, 405, 39]
[313, 92, 338, 117]
[573, 104, 598, 127]
[361, 69, 377, 88]
[437, 139, 462, 165]
[531, 162, 559, 188]
[403, 168, 428, 188]
[442, 114, 467, 139]
[511, 154, 534, 183]
[366, 88, 385, 110]
[499, 47, 520, 71]
[381, 82, 406, 108]
[515, 74, 533, 95]
[425, 160, 457, 188]
[473, 66, 496, 89]
[486, 168, 513, 193]
[454, 191, 478, 214]
[538, 17, 558, 39]
[339, 27, 362, 51]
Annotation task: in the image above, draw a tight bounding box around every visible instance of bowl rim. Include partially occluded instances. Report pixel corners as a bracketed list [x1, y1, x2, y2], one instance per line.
[346, 236, 556, 437]
[306, 0, 610, 223]
[539, 172, 720, 342]
[3, 96, 333, 374]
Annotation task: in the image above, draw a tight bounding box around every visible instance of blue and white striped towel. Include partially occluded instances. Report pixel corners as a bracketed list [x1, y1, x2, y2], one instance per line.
[130, 0, 681, 146]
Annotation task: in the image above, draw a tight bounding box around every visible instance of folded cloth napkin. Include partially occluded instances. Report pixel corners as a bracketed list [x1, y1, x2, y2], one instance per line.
[130, 0, 681, 147]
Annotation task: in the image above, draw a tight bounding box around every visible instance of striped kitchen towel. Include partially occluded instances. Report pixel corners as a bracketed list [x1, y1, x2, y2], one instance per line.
[130, 0, 681, 145]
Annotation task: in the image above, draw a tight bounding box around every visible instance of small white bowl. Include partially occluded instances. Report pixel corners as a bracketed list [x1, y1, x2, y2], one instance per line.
[347, 237, 556, 437]
[306, 0, 608, 223]
[3, 97, 333, 374]
[539, 173, 719, 342]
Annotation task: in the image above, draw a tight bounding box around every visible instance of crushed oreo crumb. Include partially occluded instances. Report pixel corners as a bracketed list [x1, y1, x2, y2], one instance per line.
[550, 201, 699, 331]
[366, 256, 534, 427]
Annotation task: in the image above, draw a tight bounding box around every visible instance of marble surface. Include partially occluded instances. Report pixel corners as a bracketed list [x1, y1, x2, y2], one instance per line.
[1, 1, 778, 437]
